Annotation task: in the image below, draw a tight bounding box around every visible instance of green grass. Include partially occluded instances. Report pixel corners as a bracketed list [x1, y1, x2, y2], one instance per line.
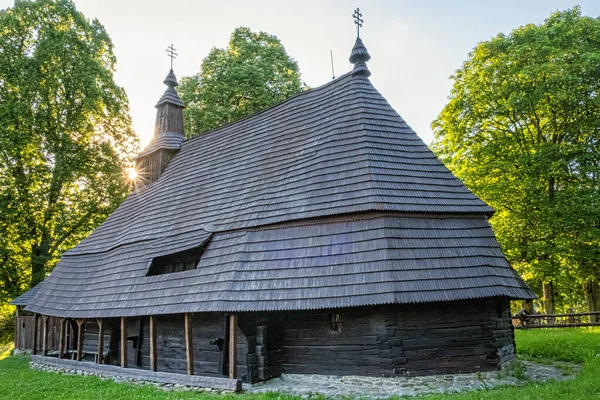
[0, 328, 598, 399]
[422, 359, 600, 400]
[0, 331, 13, 362]
[515, 327, 600, 363]
[421, 327, 600, 400]
[0, 356, 310, 400]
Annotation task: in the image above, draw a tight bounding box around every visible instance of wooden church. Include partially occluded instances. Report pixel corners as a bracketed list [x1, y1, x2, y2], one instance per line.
[16, 23, 535, 391]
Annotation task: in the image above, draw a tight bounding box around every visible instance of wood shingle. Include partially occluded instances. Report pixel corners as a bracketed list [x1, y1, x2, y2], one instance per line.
[25, 68, 534, 319]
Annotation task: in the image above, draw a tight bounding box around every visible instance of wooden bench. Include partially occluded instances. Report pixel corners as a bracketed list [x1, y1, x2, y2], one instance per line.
[68, 332, 111, 363]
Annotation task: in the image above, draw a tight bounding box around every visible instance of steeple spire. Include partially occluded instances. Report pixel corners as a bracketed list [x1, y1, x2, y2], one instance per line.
[153, 69, 185, 136]
[133, 46, 186, 190]
[349, 7, 371, 77]
[166, 43, 178, 70]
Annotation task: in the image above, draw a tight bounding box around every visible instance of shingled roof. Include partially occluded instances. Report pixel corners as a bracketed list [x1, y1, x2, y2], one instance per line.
[10, 282, 43, 306]
[25, 41, 534, 318]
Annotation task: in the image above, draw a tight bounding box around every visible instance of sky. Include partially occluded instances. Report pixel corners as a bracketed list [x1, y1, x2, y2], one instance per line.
[3, 0, 600, 147]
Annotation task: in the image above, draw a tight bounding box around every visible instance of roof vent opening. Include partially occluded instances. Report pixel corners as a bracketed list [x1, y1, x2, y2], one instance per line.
[146, 242, 209, 276]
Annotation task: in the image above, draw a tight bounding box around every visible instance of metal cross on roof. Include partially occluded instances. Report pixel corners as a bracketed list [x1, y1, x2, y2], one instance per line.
[353, 7, 363, 38]
[166, 43, 178, 70]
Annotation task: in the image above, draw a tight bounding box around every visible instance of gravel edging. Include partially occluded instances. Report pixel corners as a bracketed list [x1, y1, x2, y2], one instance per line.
[246, 360, 581, 398]
[29, 357, 581, 398]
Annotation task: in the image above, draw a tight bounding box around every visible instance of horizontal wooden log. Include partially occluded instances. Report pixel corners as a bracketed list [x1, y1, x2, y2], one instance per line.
[514, 311, 600, 319]
[516, 322, 600, 329]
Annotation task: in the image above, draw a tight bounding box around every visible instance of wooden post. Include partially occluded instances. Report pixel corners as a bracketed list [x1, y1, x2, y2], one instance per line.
[76, 319, 85, 361]
[120, 317, 127, 368]
[135, 318, 144, 367]
[64, 320, 71, 353]
[32, 314, 38, 355]
[228, 314, 237, 379]
[184, 313, 194, 375]
[96, 318, 104, 364]
[58, 319, 66, 359]
[149, 315, 157, 372]
[42, 315, 49, 356]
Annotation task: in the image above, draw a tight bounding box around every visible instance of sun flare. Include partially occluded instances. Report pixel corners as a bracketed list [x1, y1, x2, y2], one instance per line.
[127, 167, 137, 180]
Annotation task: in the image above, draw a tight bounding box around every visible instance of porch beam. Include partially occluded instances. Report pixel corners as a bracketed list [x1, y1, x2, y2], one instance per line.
[76, 319, 85, 361]
[64, 320, 71, 354]
[228, 314, 237, 379]
[149, 316, 157, 372]
[120, 317, 127, 368]
[58, 318, 66, 359]
[42, 315, 49, 356]
[32, 314, 38, 355]
[96, 318, 104, 364]
[184, 313, 194, 375]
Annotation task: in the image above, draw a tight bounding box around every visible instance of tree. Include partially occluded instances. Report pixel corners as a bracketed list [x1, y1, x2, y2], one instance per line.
[0, 0, 138, 302]
[432, 8, 600, 314]
[178, 27, 306, 136]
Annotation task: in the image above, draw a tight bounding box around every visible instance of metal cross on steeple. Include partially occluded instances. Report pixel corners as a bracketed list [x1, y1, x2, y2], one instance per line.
[166, 43, 178, 70]
[353, 7, 363, 38]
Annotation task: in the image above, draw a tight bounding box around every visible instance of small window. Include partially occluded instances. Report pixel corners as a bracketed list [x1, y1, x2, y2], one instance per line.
[146, 244, 208, 276]
[330, 313, 345, 332]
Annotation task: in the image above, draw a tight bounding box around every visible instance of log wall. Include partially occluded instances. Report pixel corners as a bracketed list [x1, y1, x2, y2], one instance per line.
[18, 298, 515, 382]
[254, 298, 515, 379]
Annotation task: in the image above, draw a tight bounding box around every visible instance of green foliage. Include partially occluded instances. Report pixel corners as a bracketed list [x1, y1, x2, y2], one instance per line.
[178, 27, 306, 136]
[0, 0, 138, 301]
[0, 305, 15, 343]
[432, 7, 600, 311]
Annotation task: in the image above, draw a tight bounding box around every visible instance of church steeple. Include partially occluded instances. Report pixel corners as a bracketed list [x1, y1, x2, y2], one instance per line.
[134, 46, 185, 190]
[349, 8, 371, 77]
[152, 69, 185, 137]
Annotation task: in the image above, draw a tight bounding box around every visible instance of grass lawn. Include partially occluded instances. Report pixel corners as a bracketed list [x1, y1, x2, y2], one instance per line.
[0, 328, 598, 400]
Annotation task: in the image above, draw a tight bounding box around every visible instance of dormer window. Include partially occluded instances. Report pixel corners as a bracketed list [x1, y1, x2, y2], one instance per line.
[146, 243, 208, 276]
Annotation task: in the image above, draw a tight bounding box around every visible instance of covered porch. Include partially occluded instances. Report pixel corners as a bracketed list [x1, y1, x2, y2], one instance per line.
[22, 312, 245, 392]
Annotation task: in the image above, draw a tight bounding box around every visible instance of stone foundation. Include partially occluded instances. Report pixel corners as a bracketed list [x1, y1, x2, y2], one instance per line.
[29, 355, 241, 392]
[247, 360, 579, 398]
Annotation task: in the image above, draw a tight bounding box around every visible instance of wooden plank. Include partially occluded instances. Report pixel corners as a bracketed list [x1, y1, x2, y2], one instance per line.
[184, 313, 194, 376]
[76, 319, 85, 361]
[58, 319, 66, 359]
[42, 315, 49, 356]
[228, 314, 237, 379]
[32, 314, 38, 355]
[516, 311, 600, 319]
[120, 317, 127, 368]
[517, 322, 600, 329]
[149, 316, 157, 372]
[97, 319, 104, 364]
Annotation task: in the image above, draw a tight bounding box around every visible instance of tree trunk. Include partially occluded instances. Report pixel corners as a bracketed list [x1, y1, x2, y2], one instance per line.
[30, 241, 51, 287]
[583, 281, 600, 323]
[542, 280, 555, 323]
